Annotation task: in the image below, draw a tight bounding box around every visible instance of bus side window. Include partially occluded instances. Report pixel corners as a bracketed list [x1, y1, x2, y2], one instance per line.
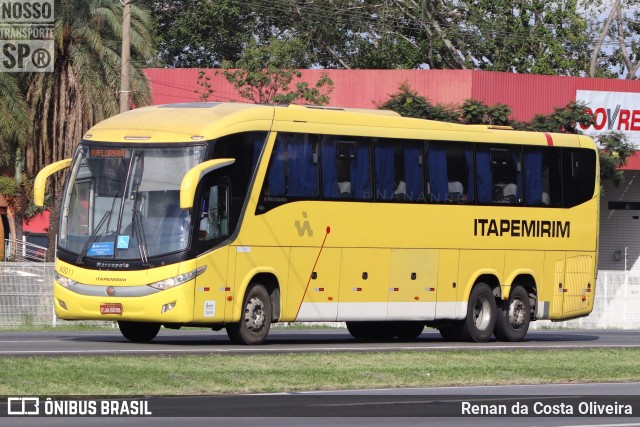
[265, 133, 319, 198]
[476, 145, 521, 205]
[562, 148, 596, 208]
[374, 139, 424, 202]
[322, 137, 372, 200]
[199, 181, 229, 243]
[524, 147, 562, 207]
[427, 142, 473, 204]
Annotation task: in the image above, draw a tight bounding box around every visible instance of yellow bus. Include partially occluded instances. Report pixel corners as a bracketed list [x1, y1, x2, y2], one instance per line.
[35, 102, 599, 344]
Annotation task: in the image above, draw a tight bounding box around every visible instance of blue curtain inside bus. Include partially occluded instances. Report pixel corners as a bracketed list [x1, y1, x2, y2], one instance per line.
[287, 135, 318, 197]
[525, 150, 543, 205]
[404, 145, 423, 201]
[476, 147, 492, 203]
[321, 137, 339, 198]
[375, 143, 394, 200]
[350, 143, 371, 199]
[428, 145, 448, 202]
[267, 140, 286, 196]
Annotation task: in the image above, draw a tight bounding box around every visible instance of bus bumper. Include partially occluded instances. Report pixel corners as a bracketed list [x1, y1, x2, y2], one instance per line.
[53, 280, 195, 323]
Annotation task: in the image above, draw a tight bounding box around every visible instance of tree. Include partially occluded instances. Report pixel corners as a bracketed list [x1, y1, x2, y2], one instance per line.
[0, 72, 32, 244]
[282, 0, 589, 72]
[587, 0, 640, 78]
[220, 38, 334, 105]
[0, 74, 29, 168]
[523, 102, 595, 133]
[596, 132, 636, 186]
[377, 83, 509, 124]
[147, 0, 251, 67]
[24, 0, 155, 260]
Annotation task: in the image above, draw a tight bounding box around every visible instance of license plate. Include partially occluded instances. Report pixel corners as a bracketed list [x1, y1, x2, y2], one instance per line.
[100, 303, 123, 315]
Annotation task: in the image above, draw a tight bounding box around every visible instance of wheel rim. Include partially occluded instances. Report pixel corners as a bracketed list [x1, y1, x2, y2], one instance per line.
[244, 296, 266, 332]
[508, 298, 527, 329]
[473, 295, 492, 330]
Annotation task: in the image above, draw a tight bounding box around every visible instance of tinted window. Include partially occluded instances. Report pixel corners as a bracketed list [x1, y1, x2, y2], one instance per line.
[427, 142, 474, 203]
[476, 145, 521, 205]
[321, 136, 372, 200]
[523, 147, 562, 207]
[264, 133, 319, 198]
[562, 148, 596, 208]
[374, 139, 424, 201]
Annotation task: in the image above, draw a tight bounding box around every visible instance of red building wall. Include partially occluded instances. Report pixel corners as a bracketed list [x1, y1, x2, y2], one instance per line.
[145, 68, 640, 122]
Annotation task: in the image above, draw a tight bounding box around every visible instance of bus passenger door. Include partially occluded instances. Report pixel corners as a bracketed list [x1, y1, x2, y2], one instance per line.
[388, 249, 437, 320]
[288, 247, 341, 321]
[193, 178, 231, 323]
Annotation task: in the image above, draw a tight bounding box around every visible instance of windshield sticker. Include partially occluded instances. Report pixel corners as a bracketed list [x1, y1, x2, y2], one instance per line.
[117, 236, 130, 249]
[87, 242, 115, 257]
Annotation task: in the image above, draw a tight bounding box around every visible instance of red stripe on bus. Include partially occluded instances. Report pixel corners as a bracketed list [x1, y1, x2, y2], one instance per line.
[544, 132, 553, 146]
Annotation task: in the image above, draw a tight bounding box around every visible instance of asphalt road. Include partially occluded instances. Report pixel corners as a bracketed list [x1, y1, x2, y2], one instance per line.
[0, 327, 638, 356]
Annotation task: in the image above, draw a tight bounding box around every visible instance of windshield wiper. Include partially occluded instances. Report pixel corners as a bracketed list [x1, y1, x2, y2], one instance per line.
[76, 192, 118, 265]
[131, 207, 151, 268]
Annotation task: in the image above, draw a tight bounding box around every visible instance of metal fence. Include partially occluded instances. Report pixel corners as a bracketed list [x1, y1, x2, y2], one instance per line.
[0, 262, 55, 326]
[0, 261, 638, 328]
[4, 239, 47, 262]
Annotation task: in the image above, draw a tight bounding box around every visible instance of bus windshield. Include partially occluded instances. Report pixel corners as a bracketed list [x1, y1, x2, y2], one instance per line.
[59, 144, 206, 261]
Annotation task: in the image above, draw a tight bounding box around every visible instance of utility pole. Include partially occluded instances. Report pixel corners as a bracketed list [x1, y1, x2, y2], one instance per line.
[120, 0, 131, 113]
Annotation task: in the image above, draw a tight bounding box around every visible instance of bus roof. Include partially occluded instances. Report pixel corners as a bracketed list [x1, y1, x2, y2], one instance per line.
[82, 102, 593, 149]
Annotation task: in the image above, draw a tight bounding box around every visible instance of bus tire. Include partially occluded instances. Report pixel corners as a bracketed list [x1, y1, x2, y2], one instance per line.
[460, 283, 497, 342]
[392, 321, 425, 340]
[346, 321, 394, 340]
[494, 286, 531, 342]
[226, 283, 272, 345]
[118, 321, 160, 342]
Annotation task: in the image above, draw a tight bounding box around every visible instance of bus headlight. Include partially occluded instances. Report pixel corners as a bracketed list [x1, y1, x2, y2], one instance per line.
[147, 266, 206, 291]
[55, 271, 78, 288]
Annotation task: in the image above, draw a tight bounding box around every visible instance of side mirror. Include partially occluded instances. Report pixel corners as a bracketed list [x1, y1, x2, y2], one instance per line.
[34, 159, 72, 206]
[180, 158, 235, 209]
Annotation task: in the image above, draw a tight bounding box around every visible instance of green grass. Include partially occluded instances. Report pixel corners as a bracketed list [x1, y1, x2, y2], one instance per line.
[0, 348, 638, 396]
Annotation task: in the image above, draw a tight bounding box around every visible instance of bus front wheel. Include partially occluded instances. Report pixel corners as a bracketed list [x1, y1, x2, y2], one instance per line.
[226, 284, 272, 345]
[460, 283, 497, 342]
[494, 286, 531, 342]
[118, 321, 160, 342]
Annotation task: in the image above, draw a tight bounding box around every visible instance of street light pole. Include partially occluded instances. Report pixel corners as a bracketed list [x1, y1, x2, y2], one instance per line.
[120, 0, 131, 113]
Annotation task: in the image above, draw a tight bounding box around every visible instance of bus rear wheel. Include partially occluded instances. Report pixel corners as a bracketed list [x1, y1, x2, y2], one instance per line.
[494, 286, 531, 342]
[226, 283, 272, 345]
[460, 283, 497, 342]
[118, 321, 160, 342]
